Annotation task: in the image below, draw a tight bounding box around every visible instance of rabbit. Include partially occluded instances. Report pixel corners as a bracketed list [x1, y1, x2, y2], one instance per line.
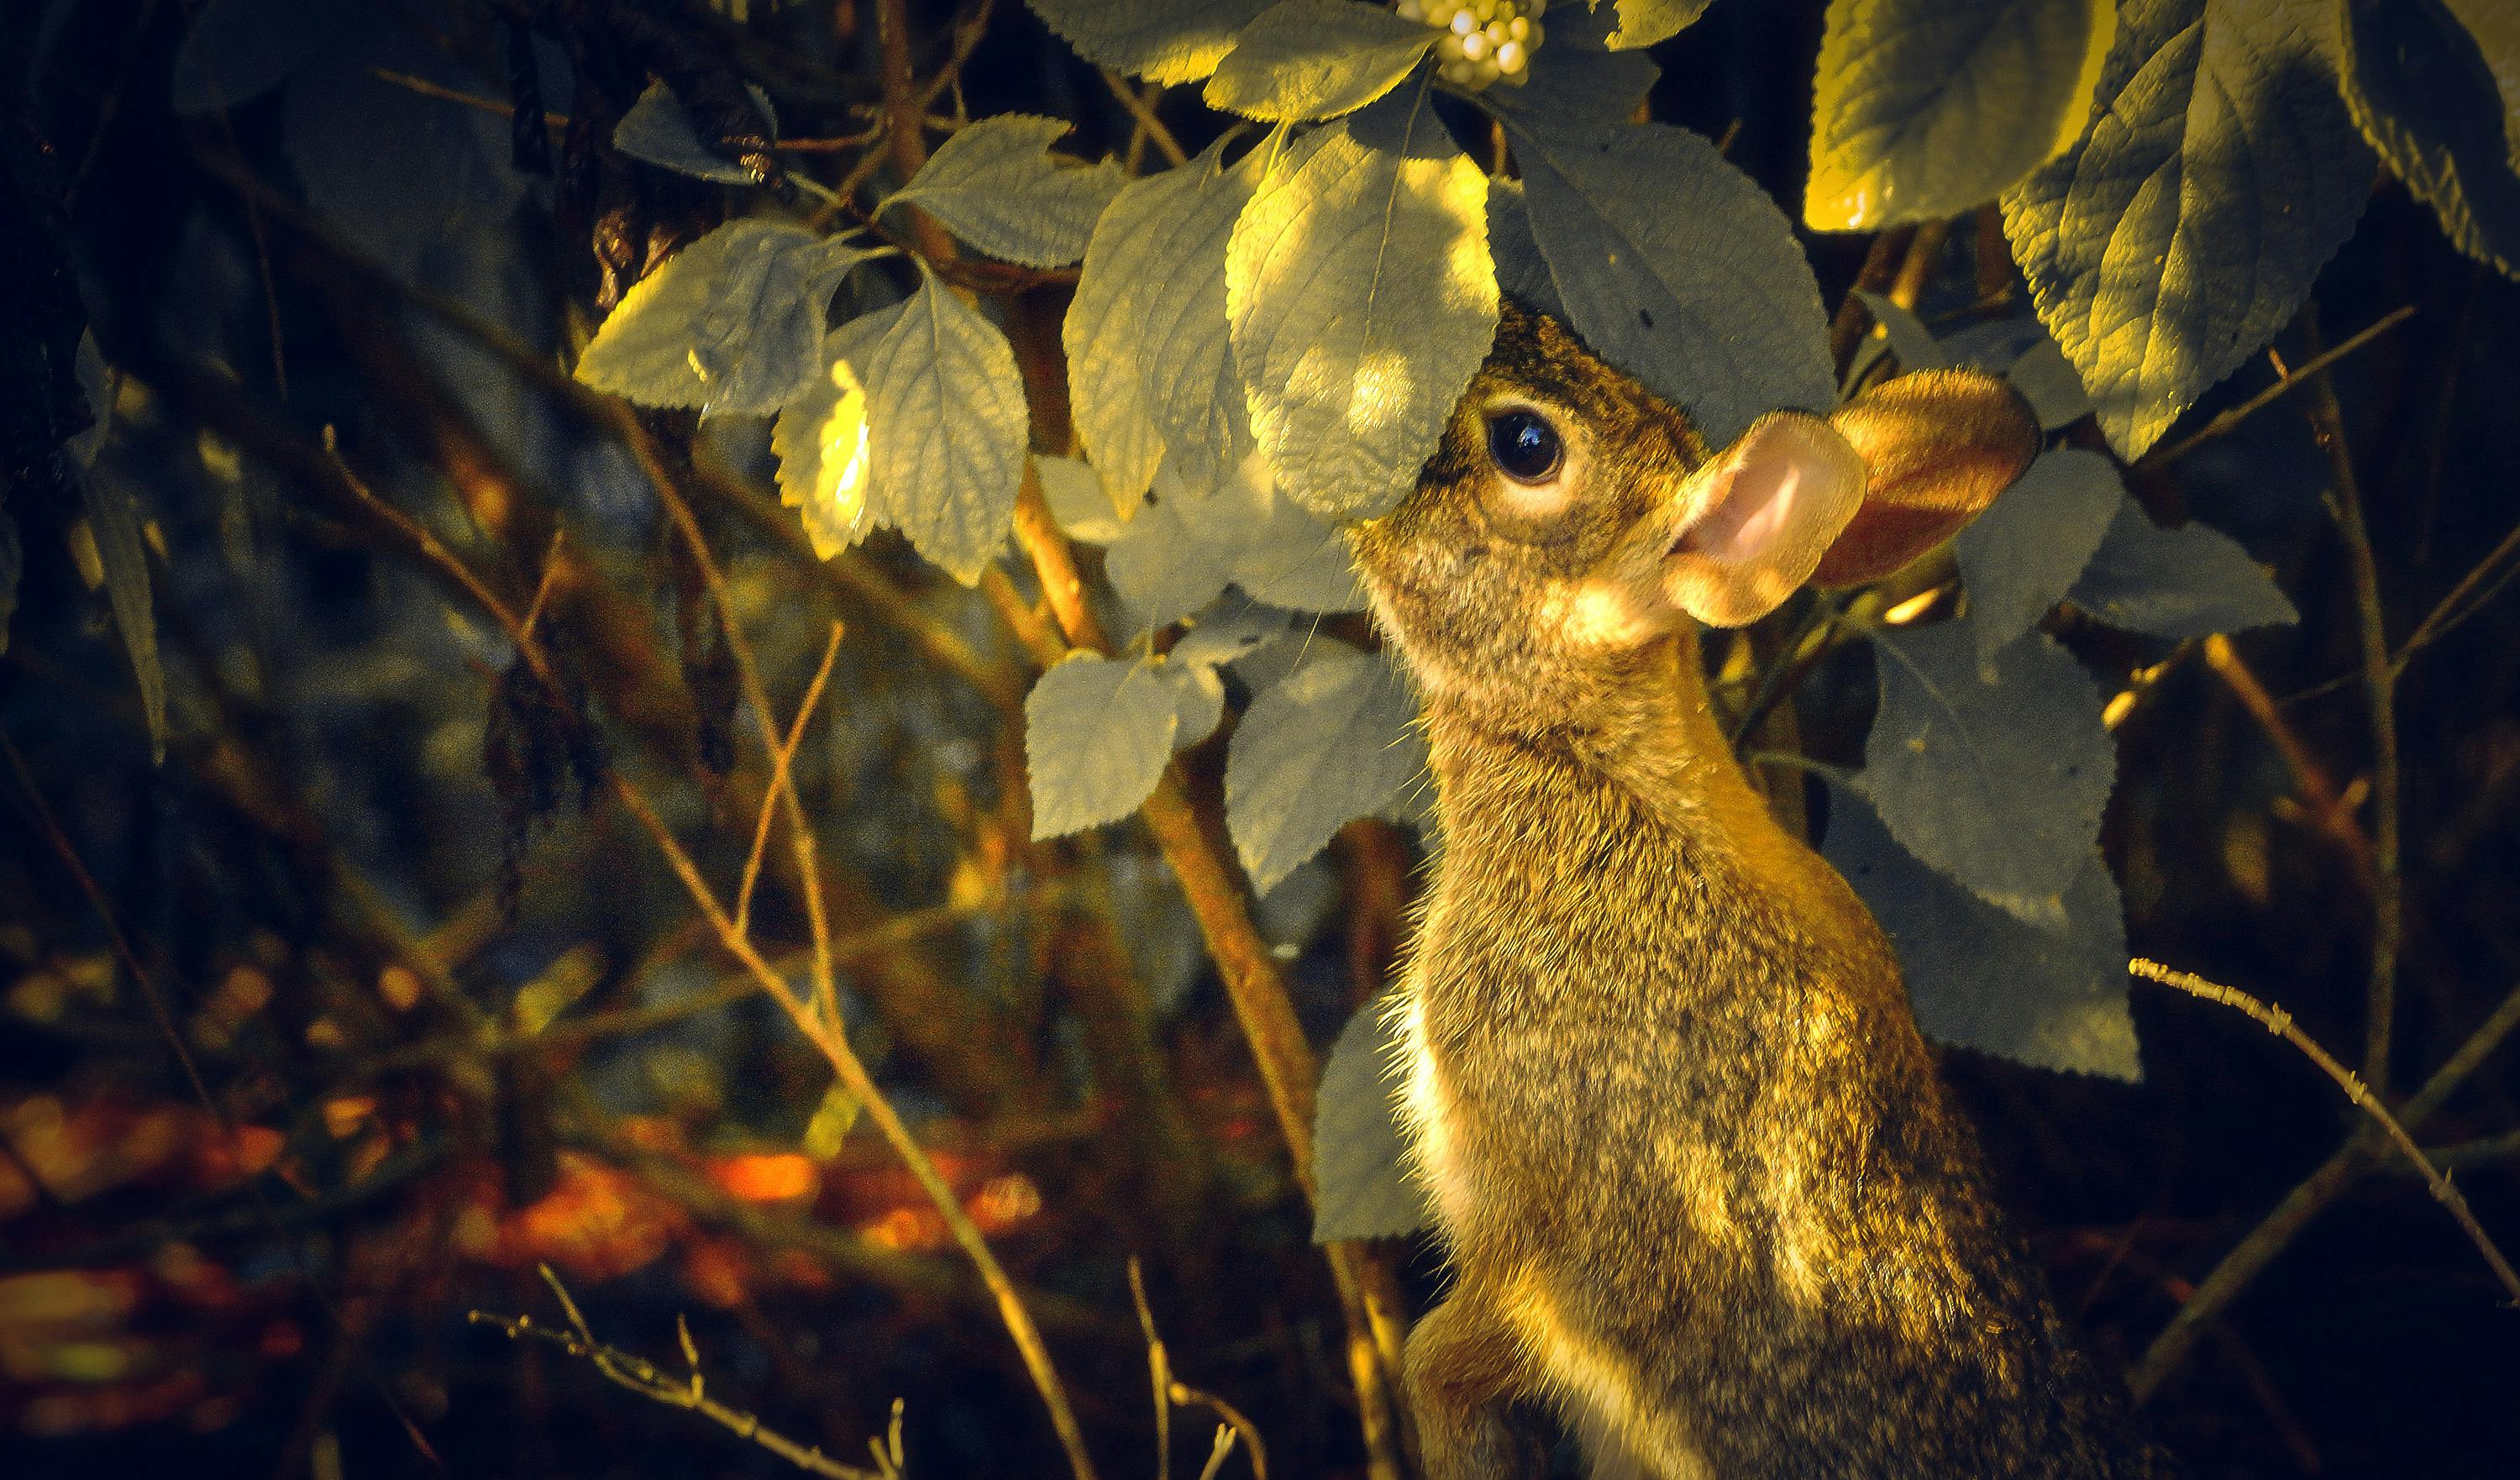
[1347, 302, 2172, 1479]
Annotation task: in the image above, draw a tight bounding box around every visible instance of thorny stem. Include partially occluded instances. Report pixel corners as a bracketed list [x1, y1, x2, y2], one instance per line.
[2129, 979, 2520, 1399]
[2128, 960, 2520, 1304]
[2296, 304, 2403, 1099]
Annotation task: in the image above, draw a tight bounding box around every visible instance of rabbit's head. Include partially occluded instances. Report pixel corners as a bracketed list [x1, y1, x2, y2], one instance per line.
[1352, 302, 2040, 732]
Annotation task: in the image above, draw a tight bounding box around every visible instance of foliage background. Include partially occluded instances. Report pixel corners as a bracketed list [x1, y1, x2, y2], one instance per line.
[3, 1, 2520, 1477]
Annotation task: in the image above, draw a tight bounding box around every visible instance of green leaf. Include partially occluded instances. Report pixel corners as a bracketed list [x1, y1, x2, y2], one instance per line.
[2339, 0, 2520, 279]
[1476, 8, 1661, 124]
[1313, 992, 1432, 1241]
[1952, 449, 2124, 669]
[1172, 590, 1294, 668]
[858, 272, 1031, 584]
[2066, 497, 2298, 638]
[1154, 658, 1227, 749]
[801, 1081, 863, 1160]
[1104, 480, 1235, 630]
[1227, 84, 1499, 520]
[1604, 0, 1719, 50]
[772, 306, 902, 558]
[1034, 454, 1130, 544]
[576, 221, 871, 417]
[2005, 339, 2095, 430]
[886, 115, 1126, 269]
[1100, 449, 1368, 632]
[1862, 619, 2113, 925]
[1025, 0, 1273, 84]
[1205, 0, 1436, 122]
[171, 0, 349, 113]
[1067, 136, 1264, 504]
[1851, 289, 1950, 373]
[1485, 180, 1567, 322]
[80, 464, 167, 764]
[614, 80, 775, 185]
[1824, 786, 2139, 1079]
[1226, 642, 1426, 894]
[1507, 117, 1834, 446]
[1025, 653, 1181, 838]
[1807, 0, 2115, 230]
[2001, 0, 2372, 459]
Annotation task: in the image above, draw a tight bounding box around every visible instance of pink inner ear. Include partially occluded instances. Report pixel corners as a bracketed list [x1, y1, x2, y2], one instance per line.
[1685, 453, 1803, 563]
[1665, 413, 1866, 628]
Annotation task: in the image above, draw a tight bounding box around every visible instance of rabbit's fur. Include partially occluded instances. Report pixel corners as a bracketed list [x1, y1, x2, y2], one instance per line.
[1349, 304, 2169, 1478]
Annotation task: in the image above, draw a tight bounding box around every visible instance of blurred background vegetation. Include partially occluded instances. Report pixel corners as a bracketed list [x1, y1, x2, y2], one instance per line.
[3, 2, 2518, 1477]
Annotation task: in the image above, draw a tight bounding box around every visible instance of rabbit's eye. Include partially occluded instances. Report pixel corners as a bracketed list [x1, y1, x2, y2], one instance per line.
[1486, 409, 1563, 484]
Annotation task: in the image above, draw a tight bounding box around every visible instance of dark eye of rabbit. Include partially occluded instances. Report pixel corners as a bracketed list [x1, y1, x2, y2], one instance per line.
[1487, 409, 1563, 484]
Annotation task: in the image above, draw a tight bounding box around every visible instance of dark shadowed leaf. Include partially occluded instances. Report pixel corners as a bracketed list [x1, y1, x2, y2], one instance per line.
[1486, 181, 1567, 323]
[2002, 0, 2371, 458]
[2066, 497, 2298, 638]
[1226, 643, 1425, 894]
[577, 221, 872, 417]
[171, 0, 349, 113]
[1227, 85, 1497, 520]
[614, 81, 774, 185]
[1824, 786, 2139, 1079]
[2339, 0, 2520, 280]
[1852, 289, 1949, 373]
[79, 464, 166, 764]
[2005, 339, 2095, 429]
[1475, 8, 1661, 128]
[1067, 136, 1263, 504]
[1953, 448, 2125, 669]
[1807, 0, 2114, 230]
[858, 273, 1029, 584]
[1508, 118, 1834, 446]
[1025, 0, 1273, 84]
[1205, 0, 1436, 123]
[1313, 993, 1432, 1241]
[886, 115, 1126, 268]
[1026, 653, 1181, 837]
[1862, 618, 2113, 924]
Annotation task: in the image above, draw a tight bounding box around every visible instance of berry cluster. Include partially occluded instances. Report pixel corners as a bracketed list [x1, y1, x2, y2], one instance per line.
[1398, 0, 1546, 91]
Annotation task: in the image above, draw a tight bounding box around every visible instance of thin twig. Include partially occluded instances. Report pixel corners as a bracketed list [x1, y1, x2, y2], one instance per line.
[737, 621, 848, 936]
[2199, 634, 2374, 888]
[1169, 1382, 1268, 1480]
[1104, 70, 1189, 169]
[470, 1268, 894, 1480]
[2129, 979, 2520, 1399]
[2129, 960, 2520, 1305]
[2297, 304, 2402, 1097]
[2394, 508, 2520, 670]
[1131, 1261, 1174, 1480]
[2142, 307, 2416, 469]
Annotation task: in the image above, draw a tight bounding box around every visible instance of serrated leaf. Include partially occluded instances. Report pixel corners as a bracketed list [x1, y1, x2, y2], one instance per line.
[859, 272, 1030, 584]
[2066, 496, 2297, 638]
[1035, 454, 1128, 543]
[1205, 0, 1436, 123]
[1026, 653, 1180, 838]
[2001, 0, 2372, 459]
[1155, 659, 1227, 749]
[1313, 992, 1432, 1241]
[79, 464, 166, 764]
[1227, 85, 1498, 520]
[1604, 0, 1718, 50]
[1226, 643, 1426, 894]
[578, 221, 871, 416]
[2440, 0, 2520, 167]
[1862, 620, 2112, 923]
[1485, 180, 1567, 322]
[1172, 590, 1293, 668]
[1104, 479, 1236, 630]
[2339, 0, 2520, 279]
[171, 0, 349, 113]
[2005, 339, 2095, 429]
[1505, 117, 1835, 446]
[773, 307, 900, 559]
[1808, 0, 2115, 230]
[886, 115, 1126, 268]
[1026, 0, 1273, 85]
[1103, 452, 1367, 630]
[614, 80, 771, 184]
[1824, 785, 2139, 1079]
[1068, 136, 1263, 504]
[1953, 448, 2125, 668]
[1851, 289, 1949, 373]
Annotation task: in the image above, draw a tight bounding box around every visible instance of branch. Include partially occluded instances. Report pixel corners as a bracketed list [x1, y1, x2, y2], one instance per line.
[2129, 960, 2520, 1304]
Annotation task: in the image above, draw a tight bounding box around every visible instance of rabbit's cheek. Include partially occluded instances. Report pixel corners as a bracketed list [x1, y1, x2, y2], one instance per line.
[1539, 575, 1672, 653]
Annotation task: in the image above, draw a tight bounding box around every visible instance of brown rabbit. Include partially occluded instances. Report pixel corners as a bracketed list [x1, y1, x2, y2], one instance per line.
[1350, 302, 2171, 1479]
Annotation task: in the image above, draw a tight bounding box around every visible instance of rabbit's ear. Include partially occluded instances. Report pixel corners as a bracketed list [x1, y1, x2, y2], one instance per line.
[1812, 370, 2041, 588]
[1665, 412, 1867, 628]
